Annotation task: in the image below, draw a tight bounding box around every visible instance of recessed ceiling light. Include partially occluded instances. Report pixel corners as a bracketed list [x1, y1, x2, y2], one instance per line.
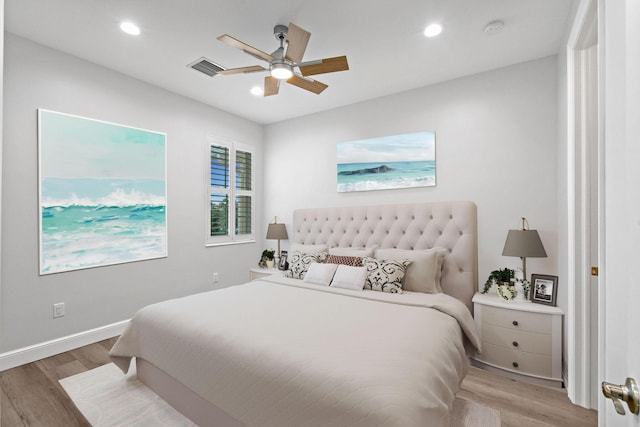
[120, 21, 141, 36]
[250, 86, 264, 97]
[424, 23, 443, 38]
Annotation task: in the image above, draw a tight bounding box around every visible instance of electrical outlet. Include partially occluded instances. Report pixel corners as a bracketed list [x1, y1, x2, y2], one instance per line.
[53, 302, 65, 318]
[212, 272, 219, 283]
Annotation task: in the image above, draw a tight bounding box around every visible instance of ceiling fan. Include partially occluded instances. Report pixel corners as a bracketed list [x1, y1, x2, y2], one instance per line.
[215, 23, 349, 96]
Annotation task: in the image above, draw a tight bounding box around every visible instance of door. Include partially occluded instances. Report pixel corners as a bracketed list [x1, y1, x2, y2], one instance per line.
[600, 0, 640, 425]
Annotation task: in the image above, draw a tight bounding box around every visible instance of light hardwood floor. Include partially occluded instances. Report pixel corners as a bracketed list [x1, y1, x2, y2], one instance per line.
[459, 366, 597, 427]
[0, 338, 597, 426]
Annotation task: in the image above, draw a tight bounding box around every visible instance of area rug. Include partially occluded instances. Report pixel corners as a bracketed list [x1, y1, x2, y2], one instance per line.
[61, 363, 500, 427]
[60, 363, 196, 426]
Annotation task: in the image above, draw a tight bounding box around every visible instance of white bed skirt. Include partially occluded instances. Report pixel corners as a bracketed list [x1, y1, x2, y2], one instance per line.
[137, 358, 245, 427]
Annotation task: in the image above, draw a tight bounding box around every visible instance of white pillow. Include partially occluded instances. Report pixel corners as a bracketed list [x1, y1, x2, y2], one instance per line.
[303, 263, 338, 286]
[330, 265, 368, 291]
[328, 247, 374, 257]
[290, 243, 330, 254]
[374, 247, 447, 293]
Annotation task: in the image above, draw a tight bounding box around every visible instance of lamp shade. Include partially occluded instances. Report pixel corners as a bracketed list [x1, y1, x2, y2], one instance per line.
[502, 230, 547, 258]
[266, 223, 288, 240]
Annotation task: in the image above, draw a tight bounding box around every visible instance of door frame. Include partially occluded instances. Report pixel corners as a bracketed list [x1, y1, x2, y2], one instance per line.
[0, 1, 4, 350]
[566, 0, 599, 409]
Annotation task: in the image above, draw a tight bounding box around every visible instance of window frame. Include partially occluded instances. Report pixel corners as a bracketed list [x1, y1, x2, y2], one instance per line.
[206, 135, 255, 246]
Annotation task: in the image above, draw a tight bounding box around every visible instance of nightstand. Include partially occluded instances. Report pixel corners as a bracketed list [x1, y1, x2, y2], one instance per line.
[249, 267, 281, 281]
[471, 292, 564, 388]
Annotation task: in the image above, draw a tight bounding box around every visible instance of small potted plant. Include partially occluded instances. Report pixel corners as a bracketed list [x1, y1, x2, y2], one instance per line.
[259, 249, 276, 269]
[482, 268, 517, 300]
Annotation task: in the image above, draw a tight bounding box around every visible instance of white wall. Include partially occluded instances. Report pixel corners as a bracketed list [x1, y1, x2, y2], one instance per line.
[1, 34, 263, 353]
[264, 56, 559, 289]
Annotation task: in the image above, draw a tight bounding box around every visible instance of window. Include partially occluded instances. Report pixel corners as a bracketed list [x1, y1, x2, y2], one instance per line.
[207, 135, 255, 245]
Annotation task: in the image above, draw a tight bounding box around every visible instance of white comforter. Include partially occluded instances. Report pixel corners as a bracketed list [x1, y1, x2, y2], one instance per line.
[110, 275, 480, 427]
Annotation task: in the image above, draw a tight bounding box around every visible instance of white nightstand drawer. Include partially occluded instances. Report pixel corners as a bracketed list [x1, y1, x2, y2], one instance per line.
[482, 304, 552, 334]
[472, 293, 564, 387]
[478, 342, 552, 377]
[481, 323, 552, 355]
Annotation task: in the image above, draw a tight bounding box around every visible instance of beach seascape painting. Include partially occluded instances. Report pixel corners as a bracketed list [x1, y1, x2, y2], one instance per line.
[336, 131, 436, 193]
[38, 109, 167, 275]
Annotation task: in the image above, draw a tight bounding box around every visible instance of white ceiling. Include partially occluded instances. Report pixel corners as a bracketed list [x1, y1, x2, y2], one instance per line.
[5, 0, 575, 124]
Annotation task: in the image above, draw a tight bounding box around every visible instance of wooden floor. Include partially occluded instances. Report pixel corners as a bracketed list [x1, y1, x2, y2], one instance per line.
[458, 367, 597, 427]
[0, 338, 597, 427]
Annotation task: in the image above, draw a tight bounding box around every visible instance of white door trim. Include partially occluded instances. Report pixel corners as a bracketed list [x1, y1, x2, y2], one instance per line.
[565, 0, 598, 408]
[0, 0, 5, 352]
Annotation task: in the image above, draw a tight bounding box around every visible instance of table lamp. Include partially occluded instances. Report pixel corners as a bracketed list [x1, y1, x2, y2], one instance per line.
[266, 217, 288, 262]
[502, 217, 547, 281]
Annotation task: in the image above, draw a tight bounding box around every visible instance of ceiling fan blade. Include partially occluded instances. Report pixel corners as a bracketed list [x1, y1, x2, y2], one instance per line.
[264, 76, 280, 96]
[286, 75, 328, 94]
[285, 23, 311, 64]
[217, 65, 267, 75]
[298, 56, 349, 76]
[217, 34, 274, 62]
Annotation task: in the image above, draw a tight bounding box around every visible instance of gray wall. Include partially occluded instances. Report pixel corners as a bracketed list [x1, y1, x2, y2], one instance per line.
[1, 33, 563, 354]
[1, 34, 263, 352]
[263, 56, 560, 294]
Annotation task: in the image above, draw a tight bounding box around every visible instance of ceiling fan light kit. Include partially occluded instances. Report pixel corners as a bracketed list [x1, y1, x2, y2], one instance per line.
[270, 62, 293, 80]
[212, 22, 349, 96]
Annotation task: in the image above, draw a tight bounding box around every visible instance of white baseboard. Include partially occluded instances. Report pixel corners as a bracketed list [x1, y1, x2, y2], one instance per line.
[0, 319, 129, 372]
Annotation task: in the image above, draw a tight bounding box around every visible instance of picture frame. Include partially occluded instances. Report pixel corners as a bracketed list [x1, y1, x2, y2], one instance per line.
[278, 250, 288, 270]
[530, 274, 558, 306]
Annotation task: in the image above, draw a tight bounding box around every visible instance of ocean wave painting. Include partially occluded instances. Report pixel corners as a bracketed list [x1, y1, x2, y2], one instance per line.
[38, 110, 167, 274]
[336, 131, 436, 193]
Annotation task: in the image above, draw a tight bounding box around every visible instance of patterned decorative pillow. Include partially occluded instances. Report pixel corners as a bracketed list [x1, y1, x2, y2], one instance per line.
[325, 254, 363, 267]
[362, 257, 412, 293]
[285, 251, 328, 279]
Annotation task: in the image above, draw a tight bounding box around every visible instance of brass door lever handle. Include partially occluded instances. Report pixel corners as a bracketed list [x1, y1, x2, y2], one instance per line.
[602, 378, 639, 415]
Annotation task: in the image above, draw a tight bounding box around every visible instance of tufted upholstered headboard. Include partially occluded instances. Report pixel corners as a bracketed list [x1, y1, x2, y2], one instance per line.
[292, 201, 478, 313]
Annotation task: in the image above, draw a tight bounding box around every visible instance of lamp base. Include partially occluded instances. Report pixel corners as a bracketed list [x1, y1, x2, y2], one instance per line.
[514, 281, 529, 301]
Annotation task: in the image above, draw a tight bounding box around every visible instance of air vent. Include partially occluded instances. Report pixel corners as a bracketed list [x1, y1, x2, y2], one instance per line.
[188, 57, 225, 77]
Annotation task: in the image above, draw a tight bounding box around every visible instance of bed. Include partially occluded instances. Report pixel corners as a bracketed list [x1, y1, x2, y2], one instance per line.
[109, 201, 480, 427]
